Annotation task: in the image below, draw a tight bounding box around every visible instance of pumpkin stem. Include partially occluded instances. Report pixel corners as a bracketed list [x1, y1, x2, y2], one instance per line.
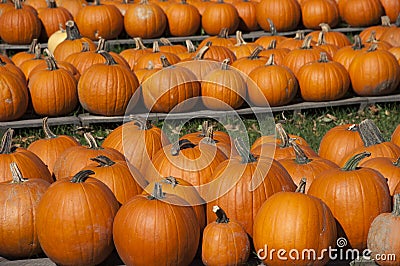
[348, 124, 359, 132]
[43, 48, 55, 58]
[221, 58, 230, 70]
[198, 121, 209, 137]
[317, 52, 329, 63]
[342, 152, 371, 171]
[70, 170, 95, 183]
[266, 39, 277, 50]
[163, 176, 179, 188]
[193, 46, 209, 60]
[152, 41, 160, 53]
[94, 0, 101, 5]
[234, 137, 257, 163]
[0, 57, 6, 66]
[185, 40, 196, 53]
[48, 0, 57, 8]
[300, 36, 313, 50]
[96, 38, 107, 52]
[267, 18, 277, 35]
[235, 31, 247, 46]
[392, 194, 400, 216]
[248, 46, 263, 59]
[276, 123, 290, 148]
[200, 126, 216, 145]
[147, 182, 165, 200]
[45, 56, 59, 70]
[34, 44, 42, 59]
[84, 133, 100, 149]
[217, 28, 229, 38]
[160, 55, 172, 68]
[0, 129, 14, 155]
[10, 162, 28, 184]
[358, 119, 385, 147]
[91, 155, 116, 167]
[295, 178, 307, 193]
[98, 50, 118, 65]
[366, 31, 378, 44]
[27, 39, 38, 54]
[352, 35, 364, 50]
[290, 139, 311, 164]
[367, 43, 378, 52]
[393, 157, 400, 167]
[381, 16, 391, 27]
[140, 0, 148, 4]
[319, 23, 331, 32]
[265, 54, 275, 66]
[65, 20, 82, 40]
[80, 42, 90, 52]
[14, 0, 22, 9]
[395, 13, 400, 27]
[132, 117, 152, 130]
[42, 117, 57, 139]
[213, 205, 229, 223]
[294, 30, 305, 40]
[159, 38, 173, 46]
[171, 139, 196, 156]
[134, 37, 147, 50]
[317, 31, 327, 46]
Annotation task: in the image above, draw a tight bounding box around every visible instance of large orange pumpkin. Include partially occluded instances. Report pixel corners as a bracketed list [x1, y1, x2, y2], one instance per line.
[75, 0, 123, 40]
[253, 178, 337, 266]
[339, 0, 384, 27]
[165, 0, 200, 36]
[113, 182, 200, 266]
[37, 0, 73, 40]
[36, 170, 119, 266]
[332, 35, 365, 71]
[0, 162, 50, 259]
[201, 0, 239, 35]
[308, 152, 391, 251]
[301, 0, 339, 29]
[256, 0, 301, 32]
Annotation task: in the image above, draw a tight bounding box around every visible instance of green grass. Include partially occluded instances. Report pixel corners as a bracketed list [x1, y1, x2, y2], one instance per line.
[10, 102, 400, 152]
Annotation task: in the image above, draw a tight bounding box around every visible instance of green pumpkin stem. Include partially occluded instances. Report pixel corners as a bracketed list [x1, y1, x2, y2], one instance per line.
[70, 170, 95, 183]
[84, 133, 101, 149]
[91, 155, 116, 167]
[267, 18, 277, 35]
[134, 37, 147, 50]
[0, 129, 14, 154]
[213, 205, 229, 223]
[234, 137, 257, 163]
[342, 152, 371, 171]
[171, 139, 196, 156]
[358, 119, 385, 147]
[276, 123, 290, 148]
[290, 139, 311, 164]
[352, 35, 364, 50]
[10, 162, 28, 184]
[392, 194, 400, 216]
[221, 58, 230, 70]
[295, 178, 307, 193]
[147, 182, 165, 200]
[98, 50, 117, 65]
[42, 117, 57, 139]
[65, 20, 82, 40]
[163, 176, 179, 188]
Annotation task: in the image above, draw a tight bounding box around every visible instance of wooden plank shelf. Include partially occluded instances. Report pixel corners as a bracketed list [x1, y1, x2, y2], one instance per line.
[0, 27, 366, 51]
[1, 93, 399, 130]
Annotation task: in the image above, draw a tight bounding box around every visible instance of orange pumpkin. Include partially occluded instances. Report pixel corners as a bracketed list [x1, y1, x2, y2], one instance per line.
[332, 35, 365, 71]
[165, 0, 200, 36]
[301, 0, 339, 29]
[201, 0, 239, 35]
[340, 0, 384, 27]
[256, 0, 301, 32]
[37, 0, 73, 40]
